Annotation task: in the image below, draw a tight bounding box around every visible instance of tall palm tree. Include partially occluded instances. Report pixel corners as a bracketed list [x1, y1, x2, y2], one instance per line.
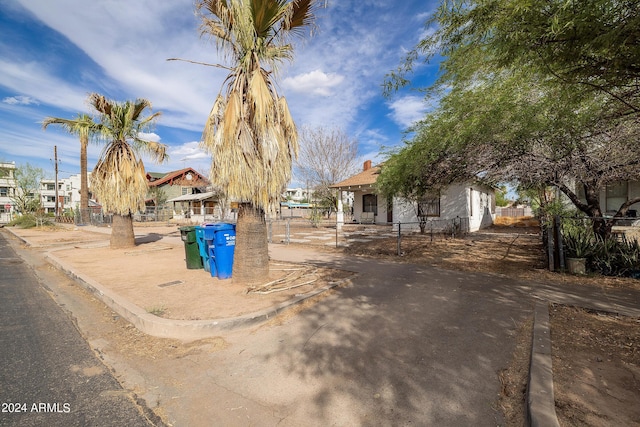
[88, 93, 168, 249]
[42, 113, 98, 224]
[197, 0, 321, 284]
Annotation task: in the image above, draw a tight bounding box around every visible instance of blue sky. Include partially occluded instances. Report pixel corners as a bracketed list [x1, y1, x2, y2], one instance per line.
[0, 0, 440, 184]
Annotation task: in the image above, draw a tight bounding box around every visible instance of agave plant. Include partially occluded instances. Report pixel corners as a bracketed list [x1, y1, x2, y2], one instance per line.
[591, 236, 640, 277]
[562, 222, 595, 259]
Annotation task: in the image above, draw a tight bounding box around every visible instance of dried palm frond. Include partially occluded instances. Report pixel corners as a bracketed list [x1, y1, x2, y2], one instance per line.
[197, 0, 320, 210]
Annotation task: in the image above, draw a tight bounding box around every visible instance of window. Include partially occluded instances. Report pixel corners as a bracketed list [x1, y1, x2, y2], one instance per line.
[46, 184, 55, 191]
[418, 196, 440, 217]
[0, 187, 7, 197]
[606, 182, 628, 213]
[182, 187, 190, 196]
[0, 168, 9, 178]
[362, 194, 377, 215]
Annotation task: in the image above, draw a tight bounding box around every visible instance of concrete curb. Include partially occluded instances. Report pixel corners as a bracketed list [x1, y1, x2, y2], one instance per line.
[44, 249, 347, 340]
[527, 301, 560, 427]
[4, 226, 347, 340]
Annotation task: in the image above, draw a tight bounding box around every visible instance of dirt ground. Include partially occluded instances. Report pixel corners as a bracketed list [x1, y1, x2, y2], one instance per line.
[9, 225, 353, 322]
[7, 221, 640, 425]
[343, 224, 640, 426]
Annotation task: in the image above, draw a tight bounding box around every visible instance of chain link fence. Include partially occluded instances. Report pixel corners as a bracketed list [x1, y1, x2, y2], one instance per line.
[266, 217, 470, 253]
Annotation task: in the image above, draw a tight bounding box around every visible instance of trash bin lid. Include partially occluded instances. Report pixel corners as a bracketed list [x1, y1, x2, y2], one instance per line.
[211, 223, 235, 231]
[179, 226, 197, 231]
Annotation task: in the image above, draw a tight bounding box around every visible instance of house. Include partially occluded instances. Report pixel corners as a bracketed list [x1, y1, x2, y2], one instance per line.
[147, 168, 224, 222]
[594, 181, 640, 217]
[283, 187, 313, 203]
[0, 162, 16, 223]
[146, 167, 210, 202]
[330, 160, 495, 232]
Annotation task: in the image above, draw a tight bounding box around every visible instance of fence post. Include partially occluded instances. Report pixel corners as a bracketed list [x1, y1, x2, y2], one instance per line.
[556, 215, 565, 271]
[547, 219, 555, 271]
[285, 218, 290, 245]
[397, 222, 402, 256]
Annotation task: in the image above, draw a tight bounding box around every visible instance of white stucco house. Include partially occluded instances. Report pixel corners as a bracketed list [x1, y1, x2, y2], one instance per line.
[331, 160, 495, 232]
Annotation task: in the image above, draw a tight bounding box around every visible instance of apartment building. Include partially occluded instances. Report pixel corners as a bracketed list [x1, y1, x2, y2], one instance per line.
[0, 162, 16, 222]
[40, 179, 65, 215]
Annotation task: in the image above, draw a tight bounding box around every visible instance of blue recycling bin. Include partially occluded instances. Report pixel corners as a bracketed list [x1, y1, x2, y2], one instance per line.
[209, 223, 236, 279]
[195, 224, 216, 273]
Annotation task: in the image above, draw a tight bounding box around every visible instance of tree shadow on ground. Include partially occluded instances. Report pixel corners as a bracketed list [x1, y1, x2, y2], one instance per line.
[135, 233, 163, 245]
[260, 255, 537, 425]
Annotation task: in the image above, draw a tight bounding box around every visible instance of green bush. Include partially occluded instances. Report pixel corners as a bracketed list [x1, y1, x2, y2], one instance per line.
[8, 214, 53, 229]
[562, 218, 640, 277]
[562, 221, 595, 259]
[590, 237, 640, 277]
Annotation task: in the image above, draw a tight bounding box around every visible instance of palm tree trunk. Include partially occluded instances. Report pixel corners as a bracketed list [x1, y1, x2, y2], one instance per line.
[232, 203, 269, 284]
[110, 213, 136, 249]
[80, 139, 90, 224]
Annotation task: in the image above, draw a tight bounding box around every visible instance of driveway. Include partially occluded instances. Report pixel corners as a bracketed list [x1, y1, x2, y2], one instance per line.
[126, 246, 535, 426]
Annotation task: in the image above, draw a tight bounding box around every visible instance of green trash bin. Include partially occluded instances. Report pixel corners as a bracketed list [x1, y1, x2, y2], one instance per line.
[179, 226, 203, 269]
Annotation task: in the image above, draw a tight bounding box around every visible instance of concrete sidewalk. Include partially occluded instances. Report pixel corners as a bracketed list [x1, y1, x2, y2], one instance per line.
[3, 224, 640, 426]
[3, 224, 352, 340]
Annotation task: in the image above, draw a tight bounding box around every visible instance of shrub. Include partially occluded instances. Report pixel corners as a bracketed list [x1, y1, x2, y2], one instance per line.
[561, 217, 640, 277]
[8, 214, 53, 229]
[589, 236, 640, 277]
[562, 222, 595, 259]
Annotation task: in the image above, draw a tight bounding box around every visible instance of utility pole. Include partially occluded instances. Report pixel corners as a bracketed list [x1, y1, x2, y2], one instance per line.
[54, 145, 59, 219]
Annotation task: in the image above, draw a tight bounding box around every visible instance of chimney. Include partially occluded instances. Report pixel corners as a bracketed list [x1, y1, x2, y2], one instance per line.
[363, 160, 372, 171]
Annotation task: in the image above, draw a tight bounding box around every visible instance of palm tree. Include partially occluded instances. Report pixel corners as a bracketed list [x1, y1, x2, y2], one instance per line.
[42, 113, 98, 225]
[197, 0, 321, 284]
[88, 93, 168, 249]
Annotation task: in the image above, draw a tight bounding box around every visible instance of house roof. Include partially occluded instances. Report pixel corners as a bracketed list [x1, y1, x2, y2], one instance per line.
[147, 168, 209, 187]
[330, 165, 381, 190]
[167, 191, 218, 203]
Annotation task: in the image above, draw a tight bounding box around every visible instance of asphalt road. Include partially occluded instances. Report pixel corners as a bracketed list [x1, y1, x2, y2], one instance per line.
[0, 232, 157, 427]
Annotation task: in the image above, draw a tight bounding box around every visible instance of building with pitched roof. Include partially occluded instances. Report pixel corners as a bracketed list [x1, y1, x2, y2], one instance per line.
[331, 160, 495, 232]
[146, 168, 229, 222]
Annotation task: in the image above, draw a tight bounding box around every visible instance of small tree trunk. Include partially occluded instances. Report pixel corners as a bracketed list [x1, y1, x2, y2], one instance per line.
[110, 213, 136, 249]
[233, 203, 269, 284]
[80, 140, 90, 224]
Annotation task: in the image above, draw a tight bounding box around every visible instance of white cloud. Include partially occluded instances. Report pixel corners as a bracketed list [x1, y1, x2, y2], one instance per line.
[0, 59, 87, 111]
[387, 95, 428, 128]
[170, 141, 208, 161]
[138, 132, 161, 142]
[2, 95, 38, 105]
[283, 70, 344, 96]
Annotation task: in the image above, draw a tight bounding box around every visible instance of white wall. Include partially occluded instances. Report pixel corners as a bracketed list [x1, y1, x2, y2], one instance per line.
[348, 183, 495, 231]
[391, 183, 495, 232]
[465, 184, 495, 231]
